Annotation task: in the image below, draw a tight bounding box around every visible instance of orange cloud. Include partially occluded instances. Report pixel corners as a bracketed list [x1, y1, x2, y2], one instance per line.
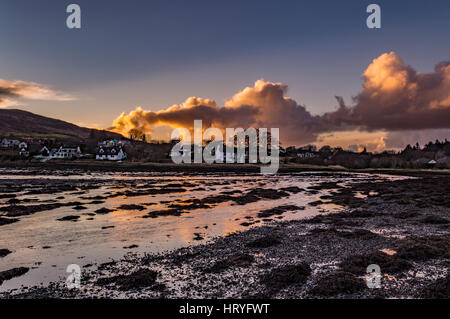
[316, 131, 388, 153]
[112, 80, 322, 145]
[323, 52, 450, 131]
[0, 78, 75, 107]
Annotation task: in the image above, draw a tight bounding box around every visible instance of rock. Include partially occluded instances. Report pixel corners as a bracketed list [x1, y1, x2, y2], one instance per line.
[193, 233, 204, 241]
[96, 269, 159, 291]
[205, 254, 255, 273]
[340, 252, 411, 275]
[95, 207, 115, 215]
[260, 263, 311, 293]
[117, 204, 145, 211]
[418, 274, 450, 299]
[309, 271, 366, 296]
[0, 217, 19, 226]
[247, 235, 282, 248]
[57, 215, 80, 222]
[420, 215, 449, 224]
[257, 205, 303, 218]
[0, 249, 12, 258]
[72, 205, 87, 211]
[0, 267, 29, 285]
[123, 244, 139, 249]
[395, 235, 450, 261]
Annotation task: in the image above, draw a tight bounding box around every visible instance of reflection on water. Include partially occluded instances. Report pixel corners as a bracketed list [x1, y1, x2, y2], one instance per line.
[0, 169, 405, 291]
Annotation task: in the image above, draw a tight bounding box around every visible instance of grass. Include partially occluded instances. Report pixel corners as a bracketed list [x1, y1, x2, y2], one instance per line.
[1, 158, 449, 175]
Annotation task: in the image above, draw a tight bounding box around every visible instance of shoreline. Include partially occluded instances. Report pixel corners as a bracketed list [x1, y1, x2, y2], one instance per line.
[1, 172, 448, 299]
[1, 161, 450, 177]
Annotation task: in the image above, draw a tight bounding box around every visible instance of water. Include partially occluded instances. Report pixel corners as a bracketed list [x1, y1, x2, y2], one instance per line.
[0, 169, 403, 291]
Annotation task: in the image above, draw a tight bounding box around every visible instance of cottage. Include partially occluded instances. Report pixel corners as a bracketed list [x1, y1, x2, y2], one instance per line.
[1, 138, 21, 148]
[98, 139, 130, 147]
[96, 146, 126, 161]
[211, 147, 238, 163]
[19, 145, 49, 158]
[426, 159, 437, 168]
[170, 147, 191, 159]
[50, 146, 82, 159]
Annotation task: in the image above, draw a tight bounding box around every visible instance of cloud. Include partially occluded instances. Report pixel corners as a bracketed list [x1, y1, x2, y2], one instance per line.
[0, 98, 19, 108]
[0, 78, 75, 107]
[323, 52, 450, 131]
[316, 130, 388, 153]
[112, 80, 323, 145]
[111, 52, 450, 149]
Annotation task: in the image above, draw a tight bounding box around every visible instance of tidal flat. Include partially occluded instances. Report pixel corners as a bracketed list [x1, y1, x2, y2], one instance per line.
[0, 166, 448, 298]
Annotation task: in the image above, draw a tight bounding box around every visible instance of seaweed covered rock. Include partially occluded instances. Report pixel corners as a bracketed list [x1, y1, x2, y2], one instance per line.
[309, 271, 366, 296]
[260, 263, 311, 293]
[340, 252, 411, 275]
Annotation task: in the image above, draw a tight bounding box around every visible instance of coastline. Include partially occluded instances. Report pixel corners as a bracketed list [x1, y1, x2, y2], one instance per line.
[1, 160, 449, 176]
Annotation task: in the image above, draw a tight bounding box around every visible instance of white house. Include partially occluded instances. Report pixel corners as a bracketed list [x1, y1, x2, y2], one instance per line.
[96, 146, 126, 161]
[98, 139, 130, 147]
[50, 146, 82, 159]
[1, 138, 21, 148]
[170, 145, 192, 160]
[211, 147, 240, 163]
[225, 151, 238, 163]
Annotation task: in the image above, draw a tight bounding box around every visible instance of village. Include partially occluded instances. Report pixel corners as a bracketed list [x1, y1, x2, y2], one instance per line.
[0, 137, 129, 162]
[0, 135, 449, 169]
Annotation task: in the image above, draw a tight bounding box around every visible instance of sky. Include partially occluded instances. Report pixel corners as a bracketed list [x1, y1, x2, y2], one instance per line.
[1, 0, 450, 150]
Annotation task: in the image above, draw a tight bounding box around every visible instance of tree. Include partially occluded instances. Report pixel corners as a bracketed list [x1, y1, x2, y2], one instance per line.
[319, 145, 332, 154]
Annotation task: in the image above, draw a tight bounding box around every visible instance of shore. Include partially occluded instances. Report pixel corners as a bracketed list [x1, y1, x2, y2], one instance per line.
[1, 160, 450, 175]
[1, 169, 448, 299]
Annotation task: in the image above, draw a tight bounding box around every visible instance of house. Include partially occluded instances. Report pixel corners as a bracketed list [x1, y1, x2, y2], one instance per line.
[96, 146, 126, 161]
[19, 145, 48, 158]
[426, 159, 437, 168]
[1, 138, 21, 148]
[50, 146, 82, 159]
[297, 150, 318, 158]
[170, 146, 191, 160]
[213, 147, 238, 163]
[98, 139, 130, 147]
[32, 146, 50, 158]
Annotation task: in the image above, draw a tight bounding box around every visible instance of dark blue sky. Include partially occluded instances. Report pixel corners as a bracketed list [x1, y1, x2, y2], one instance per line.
[1, 0, 449, 129]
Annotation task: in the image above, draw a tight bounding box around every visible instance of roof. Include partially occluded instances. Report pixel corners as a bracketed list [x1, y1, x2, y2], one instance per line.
[96, 146, 123, 155]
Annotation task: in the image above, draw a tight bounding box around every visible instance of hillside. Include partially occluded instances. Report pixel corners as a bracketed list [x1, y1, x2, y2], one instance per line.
[0, 109, 123, 142]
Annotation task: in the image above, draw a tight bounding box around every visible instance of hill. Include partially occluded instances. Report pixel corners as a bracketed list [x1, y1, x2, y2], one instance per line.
[0, 109, 123, 142]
